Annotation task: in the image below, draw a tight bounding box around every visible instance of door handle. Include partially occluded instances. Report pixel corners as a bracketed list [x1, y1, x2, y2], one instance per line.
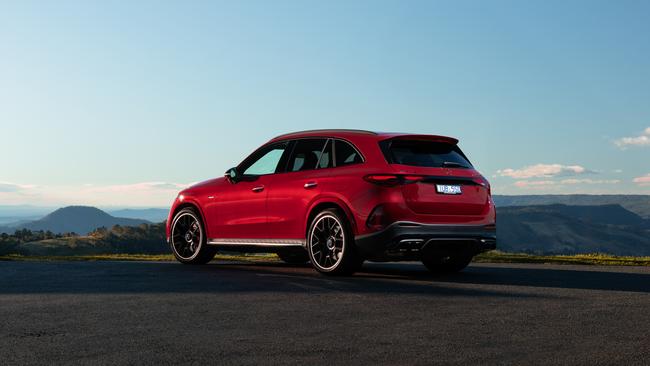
[304, 182, 318, 189]
[252, 185, 265, 193]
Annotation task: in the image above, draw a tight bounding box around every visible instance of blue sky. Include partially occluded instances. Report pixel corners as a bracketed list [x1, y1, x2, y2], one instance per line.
[1, 0, 649, 206]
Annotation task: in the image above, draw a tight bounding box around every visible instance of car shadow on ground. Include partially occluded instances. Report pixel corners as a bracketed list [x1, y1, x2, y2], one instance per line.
[1, 260, 648, 295]
[215, 260, 650, 294]
[0, 260, 539, 298]
[356, 261, 650, 294]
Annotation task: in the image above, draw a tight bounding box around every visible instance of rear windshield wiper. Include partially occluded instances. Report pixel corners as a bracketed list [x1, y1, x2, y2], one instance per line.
[442, 161, 468, 168]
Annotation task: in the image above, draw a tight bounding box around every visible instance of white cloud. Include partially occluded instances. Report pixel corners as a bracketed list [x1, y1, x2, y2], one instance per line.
[633, 174, 650, 186]
[497, 164, 593, 179]
[0, 182, 37, 192]
[560, 179, 620, 185]
[0, 181, 192, 206]
[614, 127, 650, 148]
[83, 182, 189, 193]
[513, 180, 556, 188]
[513, 178, 620, 189]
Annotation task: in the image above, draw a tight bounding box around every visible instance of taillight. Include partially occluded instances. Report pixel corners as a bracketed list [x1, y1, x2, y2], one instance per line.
[402, 175, 425, 184]
[363, 174, 401, 186]
[473, 175, 491, 194]
[363, 174, 425, 186]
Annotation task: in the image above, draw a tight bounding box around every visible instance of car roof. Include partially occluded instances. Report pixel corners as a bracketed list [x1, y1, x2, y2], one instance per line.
[269, 129, 458, 144]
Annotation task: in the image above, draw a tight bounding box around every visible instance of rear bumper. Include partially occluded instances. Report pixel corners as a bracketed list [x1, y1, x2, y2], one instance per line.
[354, 221, 496, 261]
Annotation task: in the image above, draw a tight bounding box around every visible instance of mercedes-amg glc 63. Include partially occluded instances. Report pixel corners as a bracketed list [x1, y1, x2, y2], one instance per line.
[167, 130, 496, 275]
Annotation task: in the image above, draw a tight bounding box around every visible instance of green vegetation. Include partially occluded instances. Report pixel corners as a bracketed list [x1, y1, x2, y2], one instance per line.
[474, 251, 650, 266]
[0, 224, 168, 256]
[0, 253, 279, 262]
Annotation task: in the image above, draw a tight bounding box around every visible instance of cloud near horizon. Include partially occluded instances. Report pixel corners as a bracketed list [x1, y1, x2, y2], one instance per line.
[0, 182, 37, 193]
[614, 127, 650, 148]
[0, 181, 192, 207]
[633, 174, 650, 186]
[497, 164, 593, 179]
[514, 179, 620, 189]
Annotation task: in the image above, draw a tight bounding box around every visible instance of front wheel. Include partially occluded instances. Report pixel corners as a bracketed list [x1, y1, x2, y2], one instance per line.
[307, 209, 362, 275]
[170, 208, 216, 264]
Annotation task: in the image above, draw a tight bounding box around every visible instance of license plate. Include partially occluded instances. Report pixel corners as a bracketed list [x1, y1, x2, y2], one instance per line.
[436, 184, 462, 195]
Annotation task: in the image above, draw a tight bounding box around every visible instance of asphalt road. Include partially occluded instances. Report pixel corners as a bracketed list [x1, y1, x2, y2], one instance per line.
[1, 260, 649, 365]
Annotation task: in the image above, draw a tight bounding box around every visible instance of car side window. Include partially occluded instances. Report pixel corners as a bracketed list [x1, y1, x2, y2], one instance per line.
[288, 139, 327, 172]
[241, 142, 289, 176]
[334, 140, 363, 167]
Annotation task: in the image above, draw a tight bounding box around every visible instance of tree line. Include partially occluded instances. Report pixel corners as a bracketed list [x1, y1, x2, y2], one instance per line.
[0, 222, 168, 255]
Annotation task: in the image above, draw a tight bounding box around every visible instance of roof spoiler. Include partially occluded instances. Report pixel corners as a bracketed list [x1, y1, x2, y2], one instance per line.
[381, 134, 459, 145]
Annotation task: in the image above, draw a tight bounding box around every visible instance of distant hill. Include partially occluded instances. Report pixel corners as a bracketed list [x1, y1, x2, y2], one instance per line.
[0, 206, 150, 235]
[494, 195, 650, 219]
[107, 208, 169, 223]
[497, 204, 650, 256]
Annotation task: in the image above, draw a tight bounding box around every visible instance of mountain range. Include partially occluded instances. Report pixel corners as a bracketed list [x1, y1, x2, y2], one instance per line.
[494, 195, 650, 219]
[1, 195, 649, 256]
[106, 208, 169, 223]
[0, 206, 150, 235]
[497, 204, 650, 256]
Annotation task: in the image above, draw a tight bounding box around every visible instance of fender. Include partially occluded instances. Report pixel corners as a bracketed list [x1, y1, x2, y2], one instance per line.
[304, 194, 359, 236]
[167, 194, 210, 238]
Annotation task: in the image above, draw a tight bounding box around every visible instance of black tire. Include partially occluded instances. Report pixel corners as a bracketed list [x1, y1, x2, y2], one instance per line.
[277, 249, 310, 264]
[169, 207, 216, 264]
[307, 209, 362, 275]
[421, 252, 473, 274]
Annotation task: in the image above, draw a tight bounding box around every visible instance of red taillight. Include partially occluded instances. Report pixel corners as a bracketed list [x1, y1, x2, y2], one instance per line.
[363, 174, 425, 186]
[402, 175, 425, 184]
[363, 174, 401, 186]
[473, 175, 491, 194]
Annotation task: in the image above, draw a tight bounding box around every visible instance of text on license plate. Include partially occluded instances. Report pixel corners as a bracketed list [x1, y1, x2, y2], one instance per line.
[436, 184, 462, 195]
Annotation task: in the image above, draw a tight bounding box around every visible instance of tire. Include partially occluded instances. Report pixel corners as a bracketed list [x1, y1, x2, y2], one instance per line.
[277, 249, 310, 265]
[169, 207, 216, 264]
[421, 252, 473, 274]
[307, 209, 362, 275]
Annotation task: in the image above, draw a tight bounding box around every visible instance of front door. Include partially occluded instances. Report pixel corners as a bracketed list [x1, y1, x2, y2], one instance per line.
[208, 141, 290, 239]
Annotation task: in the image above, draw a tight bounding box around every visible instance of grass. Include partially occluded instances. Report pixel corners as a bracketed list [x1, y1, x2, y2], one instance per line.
[2, 251, 650, 266]
[474, 251, 650, 266]
[0, 253, 279, 262]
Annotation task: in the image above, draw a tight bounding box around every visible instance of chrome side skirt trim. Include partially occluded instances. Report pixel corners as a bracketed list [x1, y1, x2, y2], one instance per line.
[207, 238, 305, 247]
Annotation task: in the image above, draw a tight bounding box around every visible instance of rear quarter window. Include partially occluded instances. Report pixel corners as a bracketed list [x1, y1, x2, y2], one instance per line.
[379, 139, 473, 168]
[334, 140, 363, 167]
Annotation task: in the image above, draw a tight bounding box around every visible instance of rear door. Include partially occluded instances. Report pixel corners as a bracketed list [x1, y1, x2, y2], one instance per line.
[379, 138, 489, 216]
[265, 138, 332, 239]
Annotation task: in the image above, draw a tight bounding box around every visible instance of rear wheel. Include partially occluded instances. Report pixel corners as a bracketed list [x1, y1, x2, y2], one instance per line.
[421, 252, 473, 274]
[170, 208, 216, 264]
[307, 209, 362, 275]
[277, 249, 309, 265]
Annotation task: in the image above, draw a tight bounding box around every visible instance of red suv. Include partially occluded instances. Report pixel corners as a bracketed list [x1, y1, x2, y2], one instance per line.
[167, 130, 496, 275]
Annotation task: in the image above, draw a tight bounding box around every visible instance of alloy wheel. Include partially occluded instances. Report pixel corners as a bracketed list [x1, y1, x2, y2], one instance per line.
[171, 212, 203, 260]
[309, 214, 345, 271]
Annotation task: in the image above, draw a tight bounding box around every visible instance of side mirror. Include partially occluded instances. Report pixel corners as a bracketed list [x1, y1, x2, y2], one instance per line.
[225, 167, 240, 183]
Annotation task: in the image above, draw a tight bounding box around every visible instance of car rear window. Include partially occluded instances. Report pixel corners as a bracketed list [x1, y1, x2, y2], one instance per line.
[379, 139, 473, 168]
